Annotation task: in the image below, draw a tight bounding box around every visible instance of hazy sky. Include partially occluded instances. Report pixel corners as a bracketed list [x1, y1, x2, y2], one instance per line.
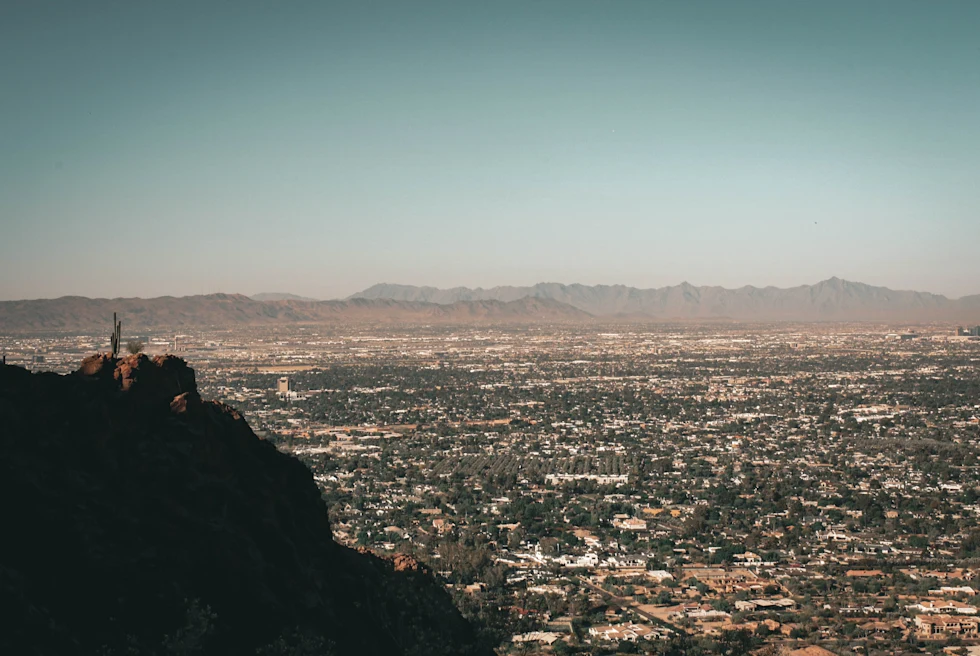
[2, 1, 979, 301]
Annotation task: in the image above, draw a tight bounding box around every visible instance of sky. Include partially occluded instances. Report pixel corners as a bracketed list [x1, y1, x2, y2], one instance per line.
[2, 1, 979, 301]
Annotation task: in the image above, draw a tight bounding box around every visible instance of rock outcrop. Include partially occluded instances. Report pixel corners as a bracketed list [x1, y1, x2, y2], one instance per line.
[0, 356, 488, 655]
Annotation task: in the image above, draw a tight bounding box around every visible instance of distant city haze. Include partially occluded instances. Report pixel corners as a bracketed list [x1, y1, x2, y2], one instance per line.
[2, 1, 979, 301]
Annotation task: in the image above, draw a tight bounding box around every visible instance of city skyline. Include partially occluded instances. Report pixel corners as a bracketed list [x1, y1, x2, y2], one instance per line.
[3, 1, 980, 300]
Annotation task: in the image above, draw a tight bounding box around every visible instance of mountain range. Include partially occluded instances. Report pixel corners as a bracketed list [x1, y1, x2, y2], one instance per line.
[351, 278, 980, 322]
[1, 279, 978, 331]
[0, 294, 589, 331]
[250, 292, 321, 302]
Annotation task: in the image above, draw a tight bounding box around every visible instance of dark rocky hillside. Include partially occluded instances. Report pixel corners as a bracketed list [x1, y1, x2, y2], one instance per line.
[0, 355, 489, 656]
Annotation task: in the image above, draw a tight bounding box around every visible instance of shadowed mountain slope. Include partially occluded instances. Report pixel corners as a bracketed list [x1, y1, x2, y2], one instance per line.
[0, 355, 489, 656]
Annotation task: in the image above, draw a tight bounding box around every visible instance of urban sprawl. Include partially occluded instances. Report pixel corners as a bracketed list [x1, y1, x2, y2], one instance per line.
[5, 323, 980, 656]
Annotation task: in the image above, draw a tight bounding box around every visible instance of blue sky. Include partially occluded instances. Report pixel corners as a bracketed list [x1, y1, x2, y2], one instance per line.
[2, 0, 979, 300]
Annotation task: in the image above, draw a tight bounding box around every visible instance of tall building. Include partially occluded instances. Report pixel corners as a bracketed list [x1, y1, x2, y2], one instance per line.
[277, 376, 292, 395]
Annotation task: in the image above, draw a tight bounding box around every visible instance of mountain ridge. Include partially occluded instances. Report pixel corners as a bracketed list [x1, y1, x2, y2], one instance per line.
[0, 295, 591, 331]
[350, 278, 979, 322]
[1, 279, 978, 329]
[250, 292, 321, 302]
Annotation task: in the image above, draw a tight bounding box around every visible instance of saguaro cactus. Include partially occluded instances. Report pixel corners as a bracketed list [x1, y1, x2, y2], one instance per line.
[110, 313, 122, 357]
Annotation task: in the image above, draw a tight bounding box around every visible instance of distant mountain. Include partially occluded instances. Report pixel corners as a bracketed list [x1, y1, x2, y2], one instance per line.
[0, 294, 590, 331]
[250, 292, 320, 302]
[351, 278, 980, 322]
[3, 279, 977, 331]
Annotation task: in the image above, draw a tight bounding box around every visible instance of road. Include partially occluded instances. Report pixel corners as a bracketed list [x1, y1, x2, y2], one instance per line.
[575, 575, 680, 630]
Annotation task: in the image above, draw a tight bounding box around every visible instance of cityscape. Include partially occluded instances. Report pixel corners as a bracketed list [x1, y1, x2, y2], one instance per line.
[5, 1, 980, 654]
[5, 321, 980, 654]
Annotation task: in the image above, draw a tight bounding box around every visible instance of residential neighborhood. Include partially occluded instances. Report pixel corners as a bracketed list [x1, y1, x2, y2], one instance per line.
[5, 322, 980, 654]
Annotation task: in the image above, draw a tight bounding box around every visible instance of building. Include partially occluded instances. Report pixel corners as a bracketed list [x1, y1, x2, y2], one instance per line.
[735, 598, 797, 612]
[613, 517, 648, 531]
[589, 623, 668, 642]
[277, 376, 292, 395]
[907, 599, 978, 615]
[913, 614, 980, 637]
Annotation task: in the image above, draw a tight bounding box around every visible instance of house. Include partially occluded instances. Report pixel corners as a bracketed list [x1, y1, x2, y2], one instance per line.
[734, 551, 763, 566]
[907, 599, 978, 615]
[931, 585, 977, 596]
[839, 604, 884, 615]
[607, 554, 647, 569]
[858, 620, 902, 635]
[432, 518, 455, 534]
[913, 614, 980, 637]
[613, 517, 648, 531]
[589, 623, 666, 642]
[735, 598, 797, 612]
[669, 604, 730, 620]
[687, 605, 731, 620]
[646, 569, 674, 583]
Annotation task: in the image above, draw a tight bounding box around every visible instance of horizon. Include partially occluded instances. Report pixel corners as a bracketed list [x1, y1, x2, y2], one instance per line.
[3, 1, 980, 300]
[4, 275, 980, 304]
[6, 3, 980, 647]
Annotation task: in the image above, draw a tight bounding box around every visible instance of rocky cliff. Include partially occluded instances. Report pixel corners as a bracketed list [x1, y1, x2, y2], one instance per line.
[0, 355, 488, 656]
